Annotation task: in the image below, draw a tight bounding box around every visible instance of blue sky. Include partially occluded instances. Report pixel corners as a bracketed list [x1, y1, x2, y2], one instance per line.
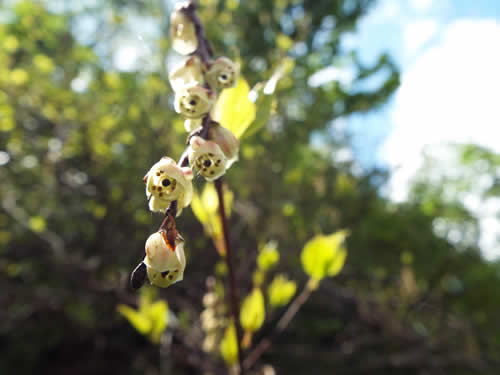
[340, 0, 500, 258]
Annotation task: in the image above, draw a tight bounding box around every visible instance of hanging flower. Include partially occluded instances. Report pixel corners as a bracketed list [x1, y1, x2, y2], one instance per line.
[188, 136, 228, 181]
[170, 2, 198, 55]
[144, 157, 193, 215]
[174, 84, 215, 119]
[143, 230, 186, 288]
[208, 122, 239, 168]
[205, 57, 239, 90]
[169, 56, 204, 92]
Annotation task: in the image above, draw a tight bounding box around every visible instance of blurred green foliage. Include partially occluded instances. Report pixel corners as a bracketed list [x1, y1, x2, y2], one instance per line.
[0, 1, 499, 375]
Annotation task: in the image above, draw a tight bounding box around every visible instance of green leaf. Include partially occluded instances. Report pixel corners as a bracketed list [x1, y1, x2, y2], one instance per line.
[244, 57, 294, 138]
[29, 216, 46, 233]
[256, 241, 279, 272]
[240, 288, 265, 333]
[243, 83, 274, 139]
[268, 274, 297, 307]
[191, 183, 233, 255]
[117, 305, 152, 335]
[212, 78, 256, 139]
[148, 301, 169, 344]
[301, 230, 348, 281]
[117, 287, 168, 344]
[220, 323, 238, 365]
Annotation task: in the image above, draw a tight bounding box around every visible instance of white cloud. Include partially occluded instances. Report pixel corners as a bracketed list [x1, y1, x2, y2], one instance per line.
[380, 19, 500, 258]
[404, 19, 438, 55]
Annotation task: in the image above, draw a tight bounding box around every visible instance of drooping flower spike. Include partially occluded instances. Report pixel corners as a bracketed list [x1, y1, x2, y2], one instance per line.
[170, 2, 198, 55]
[205, 57, 240, 90]
[144, 157, 193, 215]
[143, 229, 186, 288]
[174, 84, 215, 119]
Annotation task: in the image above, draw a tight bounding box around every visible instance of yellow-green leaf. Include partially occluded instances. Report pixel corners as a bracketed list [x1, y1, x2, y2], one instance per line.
[212, 78, 256, 139]
[191, 183, 233, 255]
[117, 287, 168, 344]
[240, 288, 265, 333]
[244, 58, 294, 138]
[220, 323, 238, 365]
[29, 216, 46, 233]
[276, 33, 293, 51]
[117, 304, 152, 335]
[301, 230, 348, 281]
[148, 301, 169, 344]
[257, 241, 279, 272]
[268, 274, 297, 307]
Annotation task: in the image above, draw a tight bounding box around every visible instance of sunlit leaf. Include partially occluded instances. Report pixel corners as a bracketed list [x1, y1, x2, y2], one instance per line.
[268, 274, 297, 307]
[301, 230, 348, 281]
[148, 301, 169, 344]
[257, 241, 279, 272]
[276, 33, 293, 51]
[191, 183, 233, 255]
[117, 287, 168, 344]
[212, 78, 256, 139]
[117, 305, 152, 335]
[244, 83, 274, 139]
[240, 288, 265, 333]
[244, 58, 294, 138]
[29, 216, 46, 233]
[220, 323, 238, 365]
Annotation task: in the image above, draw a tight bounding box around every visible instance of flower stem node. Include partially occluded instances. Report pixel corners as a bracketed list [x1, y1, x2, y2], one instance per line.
[169, 56, 204, 92]
[174, 84, 215, 119]
[144, 156, 193, 216]
[188, 136, 228, 181]
[205, 57, 240, 90]
[144, 230, 186, 288]
[170, 3, 198, 55]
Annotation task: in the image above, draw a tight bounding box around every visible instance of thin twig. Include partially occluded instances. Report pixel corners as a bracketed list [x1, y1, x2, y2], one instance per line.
[215, 178, 245, 374]
[243, 281, 315, 370]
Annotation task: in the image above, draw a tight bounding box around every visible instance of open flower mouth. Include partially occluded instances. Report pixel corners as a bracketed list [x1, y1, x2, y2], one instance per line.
[217, 69, 235, 87]
[206, 57, 239, 89]
[148, 173, 179, 200]
[194, 153, 226, 179]
[175, 86, 214, 119]
[144, 156, 193, 214]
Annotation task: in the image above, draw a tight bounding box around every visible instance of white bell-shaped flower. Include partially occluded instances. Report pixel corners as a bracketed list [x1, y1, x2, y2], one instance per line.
[169, 56, 204, 92]
[188, 136, 228, 181]
[144, 230, 186, 288]
[174, 84, 215, 119]
[205, 57, 239, 90]
[170, 3, 198, 55]
[208, 123, 239, 168]
[144, 157, 193, 215]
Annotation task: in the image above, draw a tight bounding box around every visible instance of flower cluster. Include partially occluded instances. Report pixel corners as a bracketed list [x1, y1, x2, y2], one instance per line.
[131, 1, 240, 289]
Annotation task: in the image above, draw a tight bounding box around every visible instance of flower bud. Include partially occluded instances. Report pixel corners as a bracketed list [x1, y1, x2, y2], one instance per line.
[144, 230, 186, 288]
[170, 3, 198, 55]
[208, 123, 239, 168]
[174, 84, 215, 119]
[188, 136, 227, 181]
[169, 56, 204, 92]
[205, 57, 239, 90]
[144, 157, 193, 215]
